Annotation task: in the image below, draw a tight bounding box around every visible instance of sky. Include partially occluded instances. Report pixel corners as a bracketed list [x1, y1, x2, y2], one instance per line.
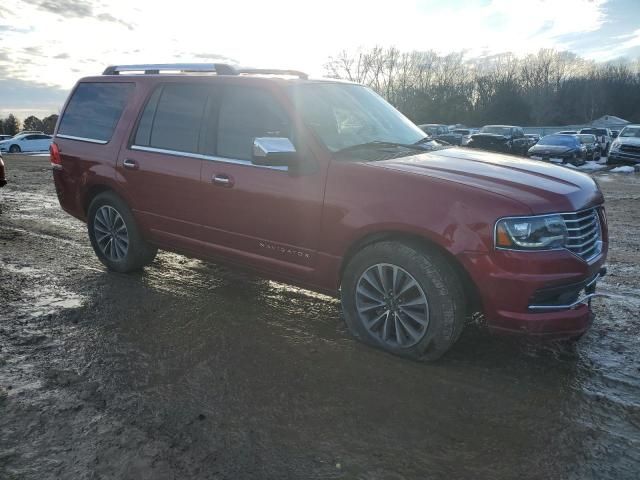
[1, 0, 639, 119]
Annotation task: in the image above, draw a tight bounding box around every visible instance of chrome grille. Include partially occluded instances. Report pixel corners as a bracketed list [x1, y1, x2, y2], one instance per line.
[561, 208, 602, 261]
[620, 144, 640, 154]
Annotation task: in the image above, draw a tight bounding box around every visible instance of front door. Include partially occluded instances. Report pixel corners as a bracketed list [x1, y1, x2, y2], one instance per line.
[199, 84, 326, 282]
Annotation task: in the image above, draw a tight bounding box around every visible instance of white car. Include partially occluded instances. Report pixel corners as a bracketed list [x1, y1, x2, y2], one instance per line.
[0, 133, 53, 153]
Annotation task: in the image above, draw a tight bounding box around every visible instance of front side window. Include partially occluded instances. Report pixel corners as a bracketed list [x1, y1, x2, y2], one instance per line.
[58, 82, 134, 142]
[134, 83, 212, 154]
[217, 86, 290, 161]
[288, 83, 424, 153]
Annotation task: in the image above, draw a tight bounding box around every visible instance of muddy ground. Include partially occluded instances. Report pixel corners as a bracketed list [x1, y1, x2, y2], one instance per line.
[0, 153, 639, 479]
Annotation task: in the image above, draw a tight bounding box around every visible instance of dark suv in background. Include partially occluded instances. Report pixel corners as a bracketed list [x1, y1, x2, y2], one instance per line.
[468, 125, 534, 155]
[51, 63, 608, 360]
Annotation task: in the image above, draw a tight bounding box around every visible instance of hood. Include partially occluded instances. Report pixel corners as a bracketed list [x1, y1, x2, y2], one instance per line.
[361, 147, 602, 214]
[616, 136, 640, 147]
[471, 133, 510, 142]
[528, 144, 577, 155]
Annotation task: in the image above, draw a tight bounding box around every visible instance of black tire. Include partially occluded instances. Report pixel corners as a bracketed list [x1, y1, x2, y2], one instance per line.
[87, 191, 157, 272]
[9, 145, 20, 153]
[341, 241, 466, 362]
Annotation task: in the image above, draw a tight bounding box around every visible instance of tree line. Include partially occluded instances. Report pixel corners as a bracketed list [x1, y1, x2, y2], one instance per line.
[0, 114, 59, 136]
[325, 48, 640, 126]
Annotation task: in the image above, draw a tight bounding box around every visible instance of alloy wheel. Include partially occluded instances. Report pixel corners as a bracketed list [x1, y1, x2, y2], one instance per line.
[355, 263, 430, 348]
[94, 205, 129, 261]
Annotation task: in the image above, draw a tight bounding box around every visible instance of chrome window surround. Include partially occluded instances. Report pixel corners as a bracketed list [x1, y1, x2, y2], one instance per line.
[56, 134, 109, 144]
[130, 145, 288, 171]
[494, 206, 604, 263]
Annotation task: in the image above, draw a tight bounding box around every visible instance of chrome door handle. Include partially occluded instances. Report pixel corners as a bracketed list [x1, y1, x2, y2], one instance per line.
[212, 174, 233, 187]
[123, 158, 138, 169]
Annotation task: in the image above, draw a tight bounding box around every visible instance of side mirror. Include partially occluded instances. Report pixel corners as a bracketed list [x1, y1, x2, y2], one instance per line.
[252, 137, 298, 167]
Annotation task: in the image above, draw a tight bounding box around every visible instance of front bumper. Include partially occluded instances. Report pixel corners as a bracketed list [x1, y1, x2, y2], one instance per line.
[460, 246, 608, 337]
[608, 150, 640, 164]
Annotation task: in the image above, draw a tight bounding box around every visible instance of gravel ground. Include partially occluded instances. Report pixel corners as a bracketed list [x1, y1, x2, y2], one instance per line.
[1, 153, 639, 479]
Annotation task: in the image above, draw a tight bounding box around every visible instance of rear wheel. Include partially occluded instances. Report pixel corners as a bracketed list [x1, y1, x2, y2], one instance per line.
[341, 241, 466, 361]
[9, 145, 20, 153]
[87, 192, 157, 272]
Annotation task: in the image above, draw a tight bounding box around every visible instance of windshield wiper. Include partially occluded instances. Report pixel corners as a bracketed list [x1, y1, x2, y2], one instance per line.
[336, 140, 426, 154]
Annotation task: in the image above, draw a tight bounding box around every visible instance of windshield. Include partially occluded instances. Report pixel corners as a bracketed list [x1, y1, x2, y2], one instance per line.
[619, 127, 640, 138]
[577, 135, 595, 144]
[538, 135, 578, 146]
[287, 83, 425, 153]
[480, 126, 511, 135]
[580, 128, 606, 135]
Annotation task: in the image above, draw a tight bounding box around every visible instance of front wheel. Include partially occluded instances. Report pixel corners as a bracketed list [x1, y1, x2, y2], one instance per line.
[87, 191, 157, 272]
[341, 241, 466, 361]
[9, 145, 20, 153]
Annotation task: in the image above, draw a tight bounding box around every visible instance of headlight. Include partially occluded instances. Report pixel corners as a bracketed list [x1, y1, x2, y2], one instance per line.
[495, 214, 568, 250]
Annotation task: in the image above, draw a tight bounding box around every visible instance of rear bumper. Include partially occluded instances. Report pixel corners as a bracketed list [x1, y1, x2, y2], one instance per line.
[459, 245, 608, 338]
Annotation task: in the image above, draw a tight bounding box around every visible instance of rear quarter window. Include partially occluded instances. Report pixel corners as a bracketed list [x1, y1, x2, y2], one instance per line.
[58, 82, 134, 143]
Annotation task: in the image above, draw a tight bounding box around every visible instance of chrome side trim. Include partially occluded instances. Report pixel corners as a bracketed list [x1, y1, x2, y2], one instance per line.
[129, 145, 288, 171]
[528, 293, 610, 311]
[56, 134, 108, 144]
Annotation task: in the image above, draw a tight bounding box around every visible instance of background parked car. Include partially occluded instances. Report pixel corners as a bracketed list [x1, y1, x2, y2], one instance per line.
[467, 125, 532, 155]
[576, 134, 601, 161]
[608, 124, 640, 164]
[527, 134, 586, 166]
[579, 127, 612, 153]
[611, 130, 620, 139]
[0, 133, 53, 153]
[556, 130, 578, 134]
[0, 134, 13, 141]
[525, 133, 540, 144]
[452, 128, 473, 145]
[418, 124, 463, 145]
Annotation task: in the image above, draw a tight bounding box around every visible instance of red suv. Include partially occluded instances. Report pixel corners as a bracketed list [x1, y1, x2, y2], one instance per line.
[51, 64, 608, 360]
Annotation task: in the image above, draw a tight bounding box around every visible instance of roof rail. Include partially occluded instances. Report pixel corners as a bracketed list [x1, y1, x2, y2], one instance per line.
[101, 64, 309, 79]
[102, 63, 238, 75]
[237, 68, 309, 79]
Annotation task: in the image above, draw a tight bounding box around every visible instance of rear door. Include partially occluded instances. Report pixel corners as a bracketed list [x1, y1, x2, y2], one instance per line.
[199, 83, 326, 281]
[36, 134, 52, 151]
[22, 135, 38, 152]
[118, 82, 213, 247]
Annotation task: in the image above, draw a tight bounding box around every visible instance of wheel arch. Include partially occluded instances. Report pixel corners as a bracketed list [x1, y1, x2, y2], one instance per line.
[83, 184, 116, 216]
[339, 230, 482, 314]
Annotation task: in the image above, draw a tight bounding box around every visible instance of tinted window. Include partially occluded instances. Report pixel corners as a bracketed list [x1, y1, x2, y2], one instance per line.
[217, 86, 290, 160]
[59, 82, 133, 142]
[134, 84, 212, 154]
[25, 135, 38, 140]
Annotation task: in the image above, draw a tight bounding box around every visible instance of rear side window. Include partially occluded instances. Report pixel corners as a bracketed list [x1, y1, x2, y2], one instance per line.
[217, 86, 290, 160]
[134, 84, 211, 154]
[58, 82, 133, 142]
